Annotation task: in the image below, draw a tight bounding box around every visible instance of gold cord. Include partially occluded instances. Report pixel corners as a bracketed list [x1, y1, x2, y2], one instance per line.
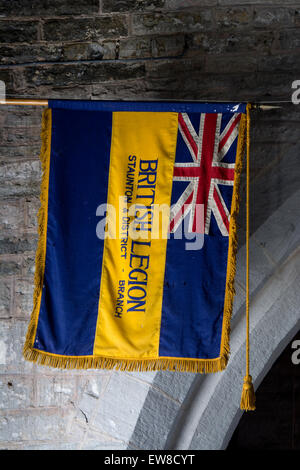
[240, 103, 256, 411]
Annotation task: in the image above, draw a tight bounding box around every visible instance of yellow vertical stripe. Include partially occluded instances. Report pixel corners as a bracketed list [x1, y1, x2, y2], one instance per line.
[94, 112, 178, 358]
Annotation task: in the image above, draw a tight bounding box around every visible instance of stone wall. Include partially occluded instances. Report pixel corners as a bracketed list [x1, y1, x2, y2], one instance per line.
[0, 0, 299, 449]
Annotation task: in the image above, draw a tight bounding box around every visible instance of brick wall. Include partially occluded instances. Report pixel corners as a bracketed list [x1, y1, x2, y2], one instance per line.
[0, 1, 299, 449]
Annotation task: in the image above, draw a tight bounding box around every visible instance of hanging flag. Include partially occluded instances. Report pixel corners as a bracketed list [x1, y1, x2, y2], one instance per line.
[24, 100, 247, 372]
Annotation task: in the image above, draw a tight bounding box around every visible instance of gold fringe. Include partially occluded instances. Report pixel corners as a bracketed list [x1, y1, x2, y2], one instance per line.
[23, 347, 230, 372]
[218, 111, 247, 369]
[23, 109, 52, 359]
[23, 108, 247, 372]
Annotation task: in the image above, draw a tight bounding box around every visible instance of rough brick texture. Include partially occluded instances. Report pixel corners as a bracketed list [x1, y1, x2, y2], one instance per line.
[0, 0, 299, 450]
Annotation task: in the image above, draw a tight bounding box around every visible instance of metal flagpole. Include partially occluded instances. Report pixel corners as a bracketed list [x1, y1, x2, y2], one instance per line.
[0, 98, 289, 109]
[0, 99, 48, 106]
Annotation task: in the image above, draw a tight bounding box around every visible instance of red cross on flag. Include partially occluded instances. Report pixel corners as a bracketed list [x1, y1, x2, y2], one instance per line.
[170, 112, 242, 236]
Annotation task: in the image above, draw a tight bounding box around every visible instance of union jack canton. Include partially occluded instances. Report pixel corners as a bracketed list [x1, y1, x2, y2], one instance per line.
[170, 112, 242, 236]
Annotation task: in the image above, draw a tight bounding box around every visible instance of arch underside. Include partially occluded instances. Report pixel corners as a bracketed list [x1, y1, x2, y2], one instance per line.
[128, 189, 300, 450]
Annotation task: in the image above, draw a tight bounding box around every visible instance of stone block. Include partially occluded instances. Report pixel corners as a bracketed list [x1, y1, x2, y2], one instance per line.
[24, 197, 39, 231]
[0, 236, 38, 256]
[205, 55, 257, 73]
[93, 372, 151, 441]
[0, 410, 72, 443]
[0, 200, 23, 232]
[257, 54, 300, 73]
[188, 30, 274, 55]
[43, 16, 128, 42]
[275, 28, 300, 51]
[129, 387, 180, 449]
[215, 7, 253, 29]
[75, 375, 111, 424]
[35, 376, 77, 407]
[0, 376, 33, 409]
[14, 277, 34, 318]
[0, 321, 33, 374]
[2, 107, 43, 128]
[0, 44, 63, 66]
[219, 0, 296, 4]
[82, 434, 127, 450]
[0, 161, 41, 198]
[0, 145, 41, 161]
[0, 279, 11, 318]
[0, 0, 99, 16]
[165, 0, 217, 8]
[103, 0, 165, 12]
[22, 62, 145, 88]
[0, 258, 22, 277]
[0, 20, 39, 43]
[1, 126, 41, 147]
[153, 370, 195, 403]
[132, 10, 213, 36]
[145, 57, 205, 79]
[253, 7, 296, 28]
[62, 41, 116, 61]
[119, 36, 152, 59]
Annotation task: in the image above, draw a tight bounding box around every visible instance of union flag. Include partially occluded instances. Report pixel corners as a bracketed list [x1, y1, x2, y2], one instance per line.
[170, 112, 242, 236]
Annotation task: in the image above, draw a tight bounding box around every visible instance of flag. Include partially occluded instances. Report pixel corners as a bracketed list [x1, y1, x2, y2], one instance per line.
[24, 100, 247, 372]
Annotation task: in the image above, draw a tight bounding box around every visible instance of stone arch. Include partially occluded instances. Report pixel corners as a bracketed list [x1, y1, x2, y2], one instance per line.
[128, 190, 300, 450]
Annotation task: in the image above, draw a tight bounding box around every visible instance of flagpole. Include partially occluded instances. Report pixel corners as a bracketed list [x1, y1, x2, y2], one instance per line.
[0, 99, 48, 106]
[0, 99, 284, 110]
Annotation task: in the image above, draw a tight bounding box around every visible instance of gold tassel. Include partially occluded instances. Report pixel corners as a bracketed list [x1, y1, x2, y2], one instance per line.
[240, 374, 256, 411]
[240, 104, 256, 411]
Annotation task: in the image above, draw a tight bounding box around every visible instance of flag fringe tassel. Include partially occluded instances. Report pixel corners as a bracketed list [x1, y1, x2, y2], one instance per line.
[23, 109, 246, 372]
[23, 108, 52, 363]
[217, 111, 246, 370]
[23, 348, 230, 372]
[240, 374, 256, 411]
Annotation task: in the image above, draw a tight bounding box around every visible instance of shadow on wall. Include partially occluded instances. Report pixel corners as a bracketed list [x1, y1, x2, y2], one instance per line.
[228, 330, 300, 450]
